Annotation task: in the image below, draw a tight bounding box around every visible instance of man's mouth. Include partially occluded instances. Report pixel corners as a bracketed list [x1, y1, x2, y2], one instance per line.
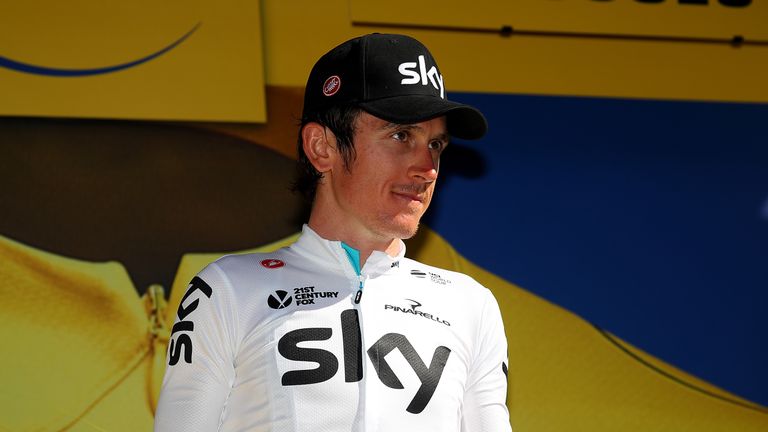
[392, 191, 425, 203]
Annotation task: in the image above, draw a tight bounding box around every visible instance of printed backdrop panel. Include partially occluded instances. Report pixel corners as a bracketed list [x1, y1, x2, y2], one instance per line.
[426, 92, 768, 407]
[0, 0, 266, 122]
[351, 0, 767, 41]
[262, 1, 768, 104]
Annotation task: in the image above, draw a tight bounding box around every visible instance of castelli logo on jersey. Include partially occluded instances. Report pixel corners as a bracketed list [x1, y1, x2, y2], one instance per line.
[261, 259, 285, 269]
[323, 75, 341, 96]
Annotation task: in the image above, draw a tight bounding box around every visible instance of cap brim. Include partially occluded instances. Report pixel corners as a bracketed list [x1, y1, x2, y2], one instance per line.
[359, 95, 487, 140]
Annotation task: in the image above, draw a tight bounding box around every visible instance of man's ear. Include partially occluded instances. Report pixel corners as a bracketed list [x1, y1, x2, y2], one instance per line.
[302, 122, 336, 173]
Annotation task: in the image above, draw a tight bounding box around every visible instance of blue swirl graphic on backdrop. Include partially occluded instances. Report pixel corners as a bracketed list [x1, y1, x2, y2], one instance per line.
[0, 23, 200, 77]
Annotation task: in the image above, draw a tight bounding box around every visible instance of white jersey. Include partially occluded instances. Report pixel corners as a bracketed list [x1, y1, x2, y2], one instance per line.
[155, 226, 511, 432]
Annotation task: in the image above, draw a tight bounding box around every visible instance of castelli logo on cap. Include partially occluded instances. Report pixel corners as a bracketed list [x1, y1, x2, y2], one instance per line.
[261, 259, 285, 269]
[323, 75, 341, 96]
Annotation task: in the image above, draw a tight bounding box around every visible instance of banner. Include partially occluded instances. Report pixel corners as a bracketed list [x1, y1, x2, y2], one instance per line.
[351, 0, 768, 42]
[0, 0, 266, 122]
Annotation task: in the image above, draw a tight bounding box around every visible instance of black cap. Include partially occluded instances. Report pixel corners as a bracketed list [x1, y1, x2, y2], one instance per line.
[302, 33, 487, 140]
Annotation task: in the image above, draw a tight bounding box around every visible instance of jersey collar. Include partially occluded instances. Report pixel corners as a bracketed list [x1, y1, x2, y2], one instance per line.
[293, 224, 405, 278]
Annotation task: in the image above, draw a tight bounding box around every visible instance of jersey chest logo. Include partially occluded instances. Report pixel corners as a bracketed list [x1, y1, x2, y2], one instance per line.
[278, 309, 451, 414]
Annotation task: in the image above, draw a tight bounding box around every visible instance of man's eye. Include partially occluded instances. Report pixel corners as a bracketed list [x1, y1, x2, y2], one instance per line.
[392, 131, 408, 141]
[428, 140, 445, 151]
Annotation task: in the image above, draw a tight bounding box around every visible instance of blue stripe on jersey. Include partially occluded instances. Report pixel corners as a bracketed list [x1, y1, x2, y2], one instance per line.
[341, 242, 361, 276]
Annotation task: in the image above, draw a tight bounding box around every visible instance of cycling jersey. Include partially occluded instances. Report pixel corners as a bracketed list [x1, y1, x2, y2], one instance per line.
[155, 225, 511, 432]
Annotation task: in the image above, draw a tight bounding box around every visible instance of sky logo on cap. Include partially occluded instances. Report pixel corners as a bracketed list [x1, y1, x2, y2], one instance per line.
[323, 75, 341, 96]
[398, 55, 444, 99]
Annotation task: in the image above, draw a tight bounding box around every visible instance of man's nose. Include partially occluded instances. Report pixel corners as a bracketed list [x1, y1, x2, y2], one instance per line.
[409, 148, 438, 182]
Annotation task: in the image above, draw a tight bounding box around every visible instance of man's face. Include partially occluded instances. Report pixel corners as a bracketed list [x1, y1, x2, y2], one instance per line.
[329, 112, 448, 241]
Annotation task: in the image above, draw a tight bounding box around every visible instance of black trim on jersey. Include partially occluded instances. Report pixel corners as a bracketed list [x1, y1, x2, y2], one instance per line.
[502, 361, 509, 405]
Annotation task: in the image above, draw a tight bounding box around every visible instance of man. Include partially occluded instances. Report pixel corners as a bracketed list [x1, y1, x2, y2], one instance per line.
[155, 33, 511, 431]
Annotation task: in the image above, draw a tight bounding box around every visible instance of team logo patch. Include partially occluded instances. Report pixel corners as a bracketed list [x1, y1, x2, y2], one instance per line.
[410, 269, 426, 278]
[261, 259, 285, 269]
[410, 269, 450, 285]
[428, 272, 451, 285]
[384, 298, 450, 326]
[267, 286, 341, 309]
[323, 75, 341, 96]
[268, 290, 293, 309]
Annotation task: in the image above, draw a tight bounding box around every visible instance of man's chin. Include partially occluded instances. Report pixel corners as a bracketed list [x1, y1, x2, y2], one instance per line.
[396, 223, 420, 240]
[384, 219, 421, 240]
[375, 211, 424, 240]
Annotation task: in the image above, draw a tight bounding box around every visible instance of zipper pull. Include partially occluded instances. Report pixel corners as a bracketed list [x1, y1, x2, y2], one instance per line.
[354, 276, 364, 304]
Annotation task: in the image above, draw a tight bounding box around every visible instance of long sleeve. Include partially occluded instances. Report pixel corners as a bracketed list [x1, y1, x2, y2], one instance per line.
[461, 288, 512, 432]
[154, 263, 239, 432]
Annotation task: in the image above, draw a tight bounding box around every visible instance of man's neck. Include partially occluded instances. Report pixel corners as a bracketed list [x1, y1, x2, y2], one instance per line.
[307, 213, 401, 268]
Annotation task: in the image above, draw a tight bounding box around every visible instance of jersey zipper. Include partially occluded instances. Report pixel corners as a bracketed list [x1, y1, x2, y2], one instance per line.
[354, 274, 367, 304]
[340, 242, 366, 304]
[353, 272, 369, 431]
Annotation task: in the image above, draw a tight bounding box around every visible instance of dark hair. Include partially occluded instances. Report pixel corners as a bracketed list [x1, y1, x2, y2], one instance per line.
[293, 104, 362, 201]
